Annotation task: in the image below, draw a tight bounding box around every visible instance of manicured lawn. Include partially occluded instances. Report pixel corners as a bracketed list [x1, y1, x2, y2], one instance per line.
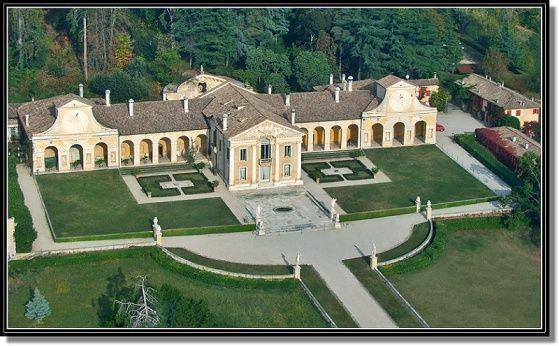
[167, 247, 292, 275]
[343, 258, 422, 328]
[173, 172, 214, 194]
[36, 170, 238, 238]
[385, 225, 541, 328]
[377, 222, 430, 262]
[136, 174, 180, 197]
[325, 145, 495, 212]
[8, 247, 328, 328]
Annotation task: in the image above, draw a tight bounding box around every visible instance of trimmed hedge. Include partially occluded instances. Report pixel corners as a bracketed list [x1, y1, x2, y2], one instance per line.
[455, 133, 519, 187]
[439, 215, 504, 231]
[380, 222, 447, 276]
[377, 222, 430, 262]
[430, 196, 499, 210]
[339, 206, 416, 222]
[54, 224, 255, 242]
[8, 158, 36, 252]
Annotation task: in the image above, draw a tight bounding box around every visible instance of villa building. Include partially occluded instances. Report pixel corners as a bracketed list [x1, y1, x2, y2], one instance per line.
[12, 72, 438, 190]
[459, 73, 541, 127]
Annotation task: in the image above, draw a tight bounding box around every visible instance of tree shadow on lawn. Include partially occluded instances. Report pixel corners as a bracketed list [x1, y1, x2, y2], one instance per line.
[97, 267, 133, 327]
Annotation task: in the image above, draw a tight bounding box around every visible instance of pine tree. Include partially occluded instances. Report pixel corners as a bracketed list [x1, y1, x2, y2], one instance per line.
[25, 288, 51, 321]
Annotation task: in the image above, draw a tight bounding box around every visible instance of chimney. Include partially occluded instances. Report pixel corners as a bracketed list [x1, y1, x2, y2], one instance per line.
[128, 99, 134, 117]
[342, 81, 347, 91]
[342, 74, 346, 83]
[291, 108, 296, 125]
[268, 85, 272, 95]
[524, 143, 529, 149]
[511, 136, 517, 143]
[348, 76, 353, 92]
[285, 93, 290, 107]
[489, 76, 492, 81]
[31, 97, 35, 102]
[24, 114, 29, 127]
[162, 92, 167, 101]
[105, 90, 111, 107]
[200, 65, 204, 74]
[433, 72, 437, 79]
[501, 81, 504, 87]
[78, 83, 84, 98]
[183, 97, 189, 113]
[222, 113, 228, 131]
[531, 97, 535, 101]
[405, 74, 410, 80]
[329, 73, 334, 85]
[335, 87, 340, 103]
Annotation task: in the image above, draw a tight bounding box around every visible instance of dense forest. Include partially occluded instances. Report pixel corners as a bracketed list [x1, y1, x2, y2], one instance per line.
[8, 8, 541, 104]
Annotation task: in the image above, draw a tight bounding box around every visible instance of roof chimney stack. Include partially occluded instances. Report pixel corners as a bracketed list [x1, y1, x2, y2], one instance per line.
[285, 93, 290, 107]
[433, 72, 437, 79]
[162, 92, 167, 101]
[200, 65, 204, 74]
[105, 90, 111, 107]
[222, 113, 228, 131]
[524, 143, 529, 149]
[342, 74, 346, 83]
[128, 99, 134, 117]
[335, 87, 340, 103]
[25, 114, 29, 127]
[501, 81, 504, 87]
[268, 84, 272, 95]
[329, 73, 334, 85]
[183, 97, 189, 113]
[31, 97, 35, 102]
[291, 108, 296, 125]
[405, 74, 410, 80]
[78, 83, 84, 98]
[348, 76, 353, 92]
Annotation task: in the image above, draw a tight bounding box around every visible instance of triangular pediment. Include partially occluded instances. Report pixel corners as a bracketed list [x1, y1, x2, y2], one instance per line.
[230, 119, 303, 141]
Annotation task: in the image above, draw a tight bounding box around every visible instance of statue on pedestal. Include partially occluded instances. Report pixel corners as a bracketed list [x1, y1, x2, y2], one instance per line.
[415, 196, 421, 213]
[370, 243, 378, 269]
[330, 198, 337, 220]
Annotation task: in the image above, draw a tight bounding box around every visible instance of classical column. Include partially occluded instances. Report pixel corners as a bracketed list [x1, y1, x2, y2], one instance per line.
[152, 139, 159, 165]
[341, 127, 348, 150]
[296, 142, 302, 180]
[133, 141, 141, 166]
[307, 129, 314, 152]
[228, 145, 235, 187]
[252, 144, 258, 184]
[170, 138, 178, 163]
[274, 141, 280, 182]
[324, 128, 331, 151]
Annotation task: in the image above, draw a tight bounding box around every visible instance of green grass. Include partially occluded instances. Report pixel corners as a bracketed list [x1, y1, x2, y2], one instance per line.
[325, 145, 495, 213]
[454, 133, 520, 187]
[385, 223, 541, 328]
[300, 266, 358, 328]
[8, 158, 36, 252]
[166, 247, 292, 275]
[36, 170, 239, 238]
[343, 258, 422, 328]
[173, 172, 214, 194]
[136, 174, 181, 197]
[8, 247, 328, 328]
[378, 222, 430, 262]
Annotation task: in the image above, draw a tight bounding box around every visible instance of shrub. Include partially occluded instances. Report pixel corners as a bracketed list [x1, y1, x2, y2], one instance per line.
[158, 284, 214, 327]
[8, 157, 36, 252]
[25, 288, 51, 321]
[210, 180, 219, 189]
[195, 162, 206, 170]
[95, 158, 106, 166]
[429, 90, 451, 112]
[370, 167, 379, 174]
[496, 115, 521, 129]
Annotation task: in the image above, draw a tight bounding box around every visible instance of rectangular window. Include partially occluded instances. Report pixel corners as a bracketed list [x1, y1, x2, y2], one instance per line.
[283, 164, 291, 177]
[533, 108, 539, 114]
[284, 145, 291, 157]
[425, 90, 431, 96]
[226, 148, 230, 159]
[240, 148, 247, 161]
[239, 167, 247, 181]
[516, 110, 521, 117]
[261, 142, 271, 159]
[506, 110, 511, 115]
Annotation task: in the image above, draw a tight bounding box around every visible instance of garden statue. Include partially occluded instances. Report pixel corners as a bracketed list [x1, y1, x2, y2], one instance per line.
[416, 196, 421, 213]
[426, 200, 432, 220]
[330, 198, 337, 220]
[334, 213, 341, 229]
[255, 205, 262, 223]
[294, 252, 301, 279]
[370, 243, 378, 269]
[152, 217, 159, 227]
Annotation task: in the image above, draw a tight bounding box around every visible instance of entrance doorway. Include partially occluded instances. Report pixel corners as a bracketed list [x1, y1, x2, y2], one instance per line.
[260, 166, 271, 182]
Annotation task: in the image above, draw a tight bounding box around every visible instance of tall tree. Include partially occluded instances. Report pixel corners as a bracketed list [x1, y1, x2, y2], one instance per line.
[293, 50, 332, 90]
[9, 8, 49, 69]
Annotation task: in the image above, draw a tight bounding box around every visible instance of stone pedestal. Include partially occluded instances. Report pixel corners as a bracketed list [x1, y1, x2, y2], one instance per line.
[256, 221, 265, 236]
[334, 214, 341, 229]
[415, 196, 421, 213]
[370, 255, 378, 270]
[294, 264, 301, 279]
[426, 200, 432, 220]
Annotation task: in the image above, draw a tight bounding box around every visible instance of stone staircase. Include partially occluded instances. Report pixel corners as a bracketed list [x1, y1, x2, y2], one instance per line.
[301, 149, 361, 161]
[119, 162, 197, 175]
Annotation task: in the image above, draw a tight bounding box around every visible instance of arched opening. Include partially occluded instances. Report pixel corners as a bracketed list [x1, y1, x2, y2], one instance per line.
[69, 144, 83, 170]
[372, 123, 383, 147]
[44, 146, 58, 172]
[347, 124, 359, 148]
[158, 137, 172, 163]
[94, 142, 108, 168]
[177, 136, 190, 161]
[330, 126, 342, 150]
[300, 128, 309, 151]
[195, 134, 208, 157]
[121, 140, 134, 166]
[140, 139, 153, 164]
[313, 127, 325, 150]
[393, 122, 405, 145]
[414, 120, 427, 143]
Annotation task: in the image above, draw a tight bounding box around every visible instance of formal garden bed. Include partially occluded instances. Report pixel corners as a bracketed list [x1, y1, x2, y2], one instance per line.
[326, 145, 496, 213]
[137, 174, 181, 197]
[344, 216, 541, 328]
[173, 172, 214, 194]
[301, 159, 376, 183]
[36, 170, 238, 239]
[8, 247, 329, 328]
